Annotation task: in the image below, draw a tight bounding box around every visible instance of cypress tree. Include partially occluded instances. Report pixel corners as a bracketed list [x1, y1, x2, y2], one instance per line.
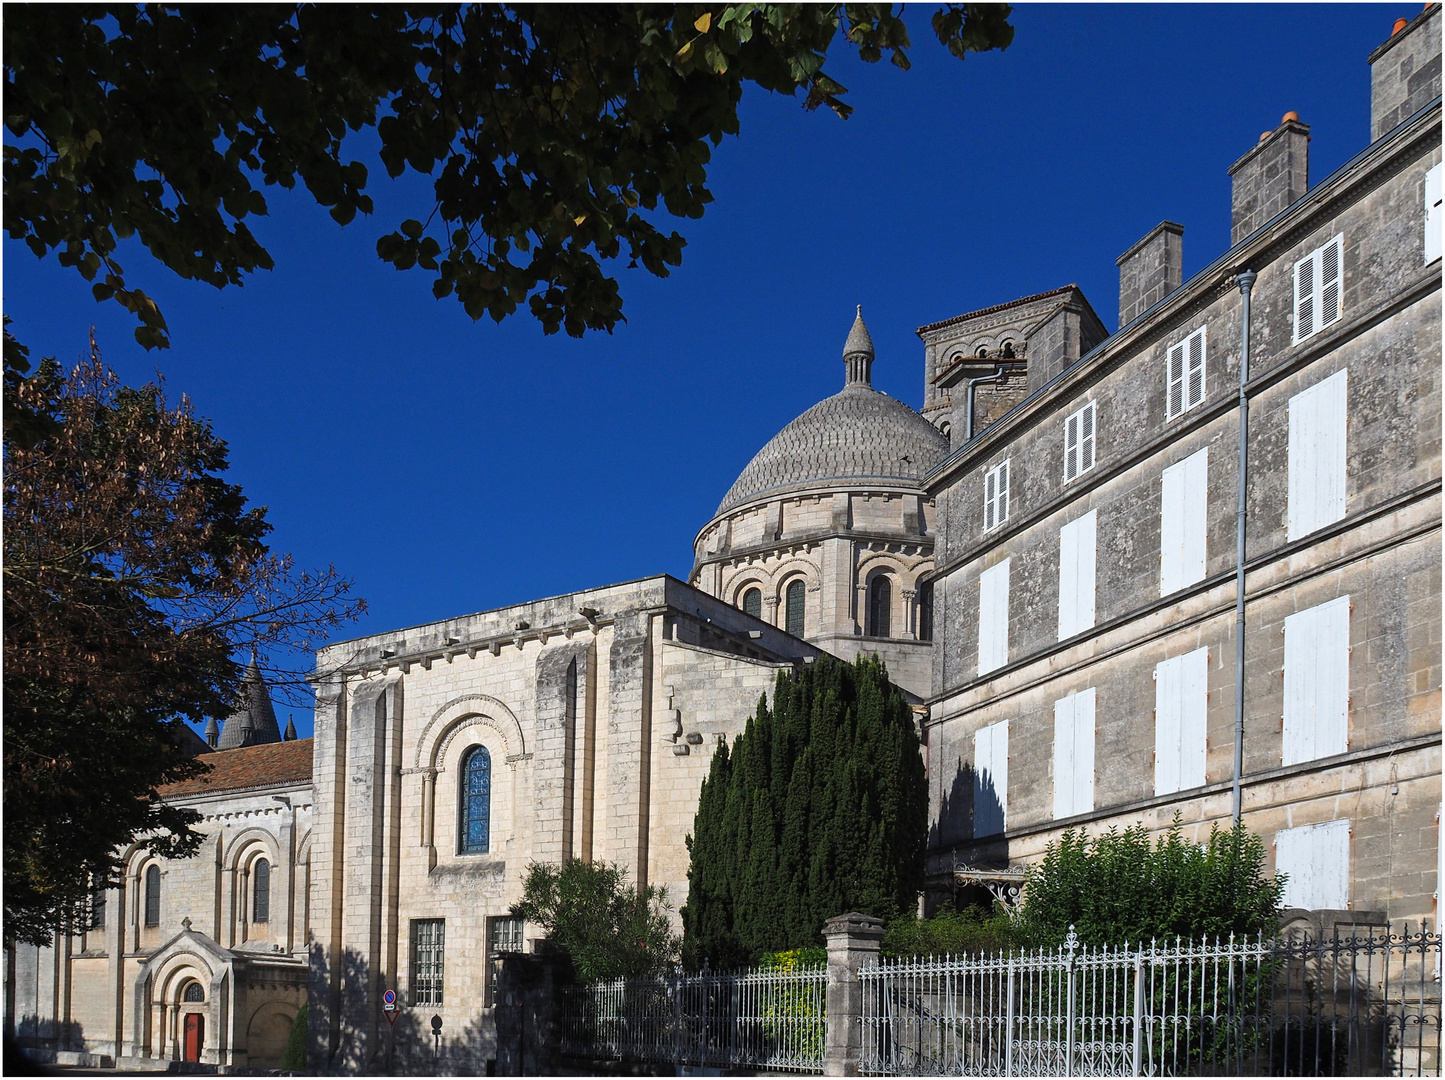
[681, 655, 925, 967]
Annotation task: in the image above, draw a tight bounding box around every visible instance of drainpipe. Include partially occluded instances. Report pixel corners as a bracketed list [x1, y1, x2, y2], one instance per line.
[1232, 269, 1257, 825]
[963, 363, 1025, 443]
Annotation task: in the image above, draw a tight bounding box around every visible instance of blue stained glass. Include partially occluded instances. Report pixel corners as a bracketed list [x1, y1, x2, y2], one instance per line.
[462, 746, 491, 853]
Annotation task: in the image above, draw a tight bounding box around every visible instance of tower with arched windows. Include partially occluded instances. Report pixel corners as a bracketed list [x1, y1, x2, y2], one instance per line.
[689, 307, 949, 696]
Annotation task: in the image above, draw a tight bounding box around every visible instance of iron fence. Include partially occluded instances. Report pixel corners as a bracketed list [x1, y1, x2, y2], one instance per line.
[858, 924, 1441, 1077]
[558, 962, 827, 1072]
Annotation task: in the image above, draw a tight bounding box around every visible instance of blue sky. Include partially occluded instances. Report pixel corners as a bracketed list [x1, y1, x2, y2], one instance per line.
[4, 4, 1397, 738]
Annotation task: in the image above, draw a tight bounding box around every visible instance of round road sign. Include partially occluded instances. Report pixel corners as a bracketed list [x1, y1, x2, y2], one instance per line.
[383, 989, 396, 1006]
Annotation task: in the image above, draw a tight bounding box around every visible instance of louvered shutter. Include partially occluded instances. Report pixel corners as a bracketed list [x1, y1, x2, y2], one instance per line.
[1065, 413, 1080, 479]
[984, 468, 997, 531]
[1294, 252, 1317, 342]
[997, 461, 1009, 524]
[1287, 369, 1348, 540]
[1276, 819, 1350, 909]
[977, 558, 1010, 675]
[1080, 403, 1095, 473]
[1167, 341, 1187, 418]
[973, 720, 1008, 837]
[1318, 236, 1342, 331]
[1058, 509, 1097, 640]
[1155, 647, 1208, 795]
[1427, 163, 1443, 264]
[1186, 328, 1206, 409]
[1283, 594, 1350, 765]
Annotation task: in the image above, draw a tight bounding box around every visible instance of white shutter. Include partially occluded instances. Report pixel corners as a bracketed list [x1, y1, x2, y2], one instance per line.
[1318, 235, 1342, 331]
[973, 719, 1008, 837]
[1160, 447, 1208, 595]
[1185, 327, 1206, 410]
[1294, 235, 1345, 343]
[1276, 819, 1350, 909]
[1155, 647, 1208, 795]
[997, 461, 1009, 525]
[1294, 252, 1317, 342]
[1287, 369, 1348, 540]
[1283, 595, 1350, 765]
[977, 558, 1010, 675]
[984, 468, 997, 532]
[1052, 688, 1095, 819]
[1081, 403, 1095, 472]
[1058, 509, 1097, 640]
[1065, 412, 1080, 480]
[1427, 163, 1443, 265]
[1166, 341, 1186, 418]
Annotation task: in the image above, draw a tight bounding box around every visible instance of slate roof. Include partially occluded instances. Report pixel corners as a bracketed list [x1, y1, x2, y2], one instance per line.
[216, 657, 282, 749]
[716, 385, 949, 515]
[159, 738, 314, 798]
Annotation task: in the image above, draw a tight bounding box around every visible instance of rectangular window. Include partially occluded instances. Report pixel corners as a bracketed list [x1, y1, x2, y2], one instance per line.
[1287, 369, 1348, 541]
[410, 919, 445, 1007]
[487, 916, 525, 1005]
[1154, 647, 1209, 795]
[1275, 820, 1350, 910]
[977, 559, 1010, 676]
[1293, 234, 1344, 343]
[1166, 326, 1207, 419]
[1057, 509, 1097, 641]
[89, 881, 107, 932]
[972, 720, 1008, 838]
[1160, 447, 1209, 595]
[1426, 163, 1442, 265]
[1282, 595, 1350, 765]
[1063, 402, 1096, 482]
[983, 460, 1010, 532]
[1052, 688, 1096, 819]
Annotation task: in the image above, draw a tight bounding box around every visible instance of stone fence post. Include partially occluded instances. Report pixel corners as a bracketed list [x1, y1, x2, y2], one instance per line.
[823, 912, 884, 1076]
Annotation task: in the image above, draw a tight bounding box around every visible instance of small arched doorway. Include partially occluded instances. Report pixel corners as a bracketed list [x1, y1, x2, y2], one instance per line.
[181, 980, 205, 1063]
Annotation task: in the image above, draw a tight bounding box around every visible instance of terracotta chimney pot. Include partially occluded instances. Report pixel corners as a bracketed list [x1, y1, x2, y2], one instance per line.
[1281, 110, 1300, 123]
[1392, 17, 1409, 33]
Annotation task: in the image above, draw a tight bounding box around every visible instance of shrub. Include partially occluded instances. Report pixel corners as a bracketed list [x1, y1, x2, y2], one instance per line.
[883, 902, 1029, 958]
[280, 1002, 307, 1072]
[1020, 817, 1284, 947]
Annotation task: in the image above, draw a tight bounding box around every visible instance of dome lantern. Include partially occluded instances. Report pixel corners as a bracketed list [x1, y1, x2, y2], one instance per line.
[843, 305, 875, 386]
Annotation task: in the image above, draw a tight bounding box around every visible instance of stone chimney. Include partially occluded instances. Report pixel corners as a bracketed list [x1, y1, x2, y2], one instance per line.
[1116, 221, 1184, 328]
[1228, 114, 1310, 246]
[1368, 4, 1442, 142]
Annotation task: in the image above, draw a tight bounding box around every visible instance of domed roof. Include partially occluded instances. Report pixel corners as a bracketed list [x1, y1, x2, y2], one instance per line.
[715, 308, 948, 516]
[716, 385, 950, 515]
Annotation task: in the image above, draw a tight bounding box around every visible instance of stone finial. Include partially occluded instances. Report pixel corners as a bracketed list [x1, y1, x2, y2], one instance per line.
[843, 305, 875, 387]
[284, 715, 297, 741]
[204, 716, 219, 749]
[181, 917, 193, 932]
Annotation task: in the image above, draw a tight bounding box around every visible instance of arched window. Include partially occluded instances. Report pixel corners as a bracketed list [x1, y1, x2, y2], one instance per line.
[868, 576, 892, 638]
[144, 865, 161, 927]
[977, 346, 989, 358]
[461, 746, 492, 854]
[918, 581, 935, 643]
[183, 981, 205, 1003]
[785, 580, 806, 638]
[88, 879, 106, 931]
[1001, 341, 1016, 359]
[252, 858, 270, 923]
[741, 587, 762, 619]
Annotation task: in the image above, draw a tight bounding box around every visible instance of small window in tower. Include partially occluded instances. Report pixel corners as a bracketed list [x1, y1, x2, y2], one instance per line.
[977, 346, 989, 358]
[1001, 341, 1015, 359]
[918, 581, 934, 643]
[868, 576, 892, 638]
[785, 580, 806, 638]
[742, 587, 762, 619]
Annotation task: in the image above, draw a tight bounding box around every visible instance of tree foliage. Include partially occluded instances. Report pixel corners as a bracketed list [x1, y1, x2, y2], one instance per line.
[682, 654, 927, 968]
[3, 4, 1013, 349]
[514, 858, 680, 981]
[281, 1002, 308, 1072]
[1020, 818, 1285, 947]
[2, 334, 365, 944]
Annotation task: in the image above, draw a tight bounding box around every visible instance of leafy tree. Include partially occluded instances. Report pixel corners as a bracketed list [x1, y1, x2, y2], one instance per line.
[682, 654, 927, 968]
[3, 335, 364, 944]
[514, 858, 680, 980]
[281, 1002, 308, 1072]
[4, 4, 1014, 350]
[1020, 817, 1285, 947]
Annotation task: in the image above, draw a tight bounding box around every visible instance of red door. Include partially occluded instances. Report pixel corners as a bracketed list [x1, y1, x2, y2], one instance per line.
[183, 1013, 204, 1063]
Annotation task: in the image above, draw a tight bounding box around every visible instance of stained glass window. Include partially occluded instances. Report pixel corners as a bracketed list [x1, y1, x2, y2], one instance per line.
[785, 580, 805, 638]
[462, 746, 491, 853]
[144, 865, 160, 927]
[868, 576, 892, 638]
[742, 587, 762, 619]
[252, 858, 270, 923]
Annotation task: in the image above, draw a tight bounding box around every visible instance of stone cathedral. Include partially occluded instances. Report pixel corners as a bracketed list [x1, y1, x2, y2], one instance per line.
[6, 10, 1440, 1072]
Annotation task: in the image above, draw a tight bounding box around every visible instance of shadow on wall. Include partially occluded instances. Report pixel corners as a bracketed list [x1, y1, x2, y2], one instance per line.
[930, 759, 1007, 863]
[309, 943, 496, 1076]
